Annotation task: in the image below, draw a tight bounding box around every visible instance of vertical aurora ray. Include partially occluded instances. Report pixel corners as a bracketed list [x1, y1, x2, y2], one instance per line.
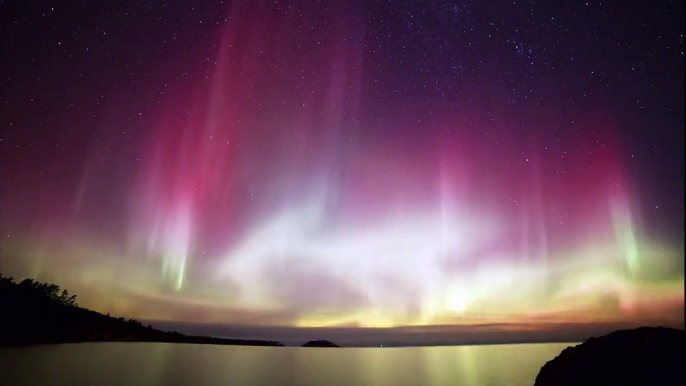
[610, 195, 641, 277]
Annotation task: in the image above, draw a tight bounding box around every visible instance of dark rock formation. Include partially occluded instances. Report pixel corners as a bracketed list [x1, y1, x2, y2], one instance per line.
[535, 327, 684, 386]
[302, 340, 339, 347]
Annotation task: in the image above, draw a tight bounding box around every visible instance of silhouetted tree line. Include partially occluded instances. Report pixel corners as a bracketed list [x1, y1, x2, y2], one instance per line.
[0, 272, 283, 347]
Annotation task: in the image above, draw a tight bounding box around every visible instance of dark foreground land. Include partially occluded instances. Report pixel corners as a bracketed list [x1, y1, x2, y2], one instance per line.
[535, 326, 685, 386]
[0, 273, 283, 346]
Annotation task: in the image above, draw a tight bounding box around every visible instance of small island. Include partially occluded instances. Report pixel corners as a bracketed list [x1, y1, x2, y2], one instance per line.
[302, 340, 340, 347]
[535, 326, 684, 386]
[0, 272, 283, 347]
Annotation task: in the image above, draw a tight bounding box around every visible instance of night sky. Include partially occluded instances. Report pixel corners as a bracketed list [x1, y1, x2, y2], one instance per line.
[0, 0, 683, 345]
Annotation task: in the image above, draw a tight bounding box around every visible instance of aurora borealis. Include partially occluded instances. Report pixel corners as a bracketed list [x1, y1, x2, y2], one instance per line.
[0, 0, 683, 343]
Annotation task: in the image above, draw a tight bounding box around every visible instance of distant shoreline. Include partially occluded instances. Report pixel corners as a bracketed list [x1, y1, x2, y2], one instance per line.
[2, 339, 582, 349]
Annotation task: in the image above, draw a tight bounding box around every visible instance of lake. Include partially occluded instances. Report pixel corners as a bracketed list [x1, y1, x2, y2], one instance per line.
[0, 342, 573, 386]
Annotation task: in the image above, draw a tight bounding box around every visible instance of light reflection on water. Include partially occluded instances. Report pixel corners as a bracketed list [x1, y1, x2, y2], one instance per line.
[0, 342, 574, 386]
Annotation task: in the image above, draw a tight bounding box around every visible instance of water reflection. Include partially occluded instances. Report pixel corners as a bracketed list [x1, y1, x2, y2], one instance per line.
[0, 342, 573, 386]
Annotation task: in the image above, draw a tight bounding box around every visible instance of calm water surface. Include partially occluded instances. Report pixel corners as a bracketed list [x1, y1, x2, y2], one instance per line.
[0, 342, 572, 386]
